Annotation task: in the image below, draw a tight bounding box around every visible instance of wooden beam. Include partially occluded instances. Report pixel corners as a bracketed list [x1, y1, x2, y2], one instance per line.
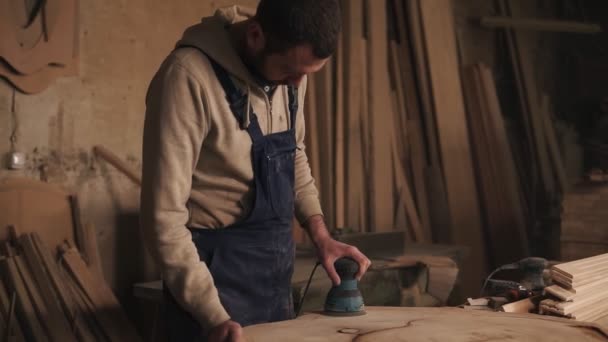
[480, 16, 601, 34]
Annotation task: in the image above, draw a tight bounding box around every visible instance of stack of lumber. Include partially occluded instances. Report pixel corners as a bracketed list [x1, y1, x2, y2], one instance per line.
[0, 230, 141, 341]
[541, 253, 608, 322]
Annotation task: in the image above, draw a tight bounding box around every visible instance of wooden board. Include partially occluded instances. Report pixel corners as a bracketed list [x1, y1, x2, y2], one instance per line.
[244, 306, 608, 341]
[341, 0, 366, 233]
[366, 0, 395, 232]
[461, 64, 529, 267]
[418, 0, 487, 295]
[0, 256, 47, 341]
[19, 235, 77, 341]
[60, 247, 142, 342]
[392, 0, 431, 240]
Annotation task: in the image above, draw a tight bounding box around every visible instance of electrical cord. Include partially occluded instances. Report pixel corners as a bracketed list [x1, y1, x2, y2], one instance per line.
[296, 261, 321, 317]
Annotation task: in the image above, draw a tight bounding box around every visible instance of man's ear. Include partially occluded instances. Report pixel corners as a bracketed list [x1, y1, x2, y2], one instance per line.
[246, 21, 266, 55]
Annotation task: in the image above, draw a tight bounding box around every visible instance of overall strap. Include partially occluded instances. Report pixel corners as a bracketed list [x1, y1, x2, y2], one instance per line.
[287, 85, 298, 131]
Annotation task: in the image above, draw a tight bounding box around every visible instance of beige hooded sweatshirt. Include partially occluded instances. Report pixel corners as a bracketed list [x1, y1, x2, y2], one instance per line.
[140, 6, 323, 330]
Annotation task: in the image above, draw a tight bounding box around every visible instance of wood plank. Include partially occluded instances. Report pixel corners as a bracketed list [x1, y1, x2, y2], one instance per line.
[366, 0, 395, 232]
[0, 280, 25, 342]
[406, 0, 452, 245]
[60, 264, 107, 342]
[418, 0, 487, 294]
[334, 26, 345, 230]
[70, 195, 104, 280]
[60, 247, 141, 342]
[462, 64, 529, 267]
[539, 94, 568, 193]
[341, 0, 366, 233]
[0, 256, 47, 341]
[13, 254, 58, 340]
[393, 0, 432, 241]
[359, 37, 371, 231]
[19, 235, 77, 341]
[31, 233, 97, 341]
[314, 59, 335, 230]
[499, 0, 555, 198]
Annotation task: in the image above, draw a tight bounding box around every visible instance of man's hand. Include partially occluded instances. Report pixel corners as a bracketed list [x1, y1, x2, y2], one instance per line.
[304, 215, 371, 285]
[207, 320, 244, 342]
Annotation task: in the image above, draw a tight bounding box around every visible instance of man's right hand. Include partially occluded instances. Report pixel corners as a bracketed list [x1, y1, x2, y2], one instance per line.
[207, 320, 245, 342]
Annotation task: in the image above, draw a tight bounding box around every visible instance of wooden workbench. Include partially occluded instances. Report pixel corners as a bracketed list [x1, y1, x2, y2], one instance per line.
[244, 306, 608, 341]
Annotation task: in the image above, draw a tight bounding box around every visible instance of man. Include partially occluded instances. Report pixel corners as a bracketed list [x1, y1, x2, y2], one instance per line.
[141, 1, 371, 341]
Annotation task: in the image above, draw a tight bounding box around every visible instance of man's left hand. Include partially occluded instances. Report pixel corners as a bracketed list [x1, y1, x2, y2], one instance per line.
[304, 215, 371, 285]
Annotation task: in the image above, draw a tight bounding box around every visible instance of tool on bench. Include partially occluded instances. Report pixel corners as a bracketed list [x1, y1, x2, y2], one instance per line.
[323, 257, 366, 316]
[296, 257, 366, 317]
[481, 257, 548, 298]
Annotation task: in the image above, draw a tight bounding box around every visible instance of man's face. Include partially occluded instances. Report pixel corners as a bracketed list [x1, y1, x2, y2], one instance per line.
[245, 21, 329, 87]
[258, 44, 329, 87]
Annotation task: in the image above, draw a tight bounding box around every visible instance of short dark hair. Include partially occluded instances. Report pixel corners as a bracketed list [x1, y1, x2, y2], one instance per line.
[255, 0, 341, 59]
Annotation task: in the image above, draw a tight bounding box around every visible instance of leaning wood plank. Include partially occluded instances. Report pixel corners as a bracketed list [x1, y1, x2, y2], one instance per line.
[69, 195, 104, 280]
[60, 247, 141, 341]
[407, 0, 452, 245]
[418, 0, 487, 294]
[393, 0, 432, 240]
[31, 234, 77, 321]
[19, 235, 77, 341]
[0, 280, 25, 342]
[390, 133, 425, 243]
[462, 64, 529, 267]
[334, 27, 346, 230]
[478, 64, 529, 254]
[0, 256, 47, 341]
[13, 254, 58, 340]
[341, 0, 366, 232]
[539, 94, 568, 193]
[60, 263, 108, 342]
[480, 16, 601, 33]
[501, 0, 555, 198]
[359, 37, 371, 230]
[31, 233, 97, 341]
[366, 0, 395, 232]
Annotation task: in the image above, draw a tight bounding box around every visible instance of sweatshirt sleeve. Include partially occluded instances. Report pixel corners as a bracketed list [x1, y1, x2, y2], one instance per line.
[293, 76, 324, 224]
[140, 55, 230, 331]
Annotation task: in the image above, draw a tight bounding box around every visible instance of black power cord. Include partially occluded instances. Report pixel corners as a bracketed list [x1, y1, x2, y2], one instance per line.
[296, 261, 321, 317]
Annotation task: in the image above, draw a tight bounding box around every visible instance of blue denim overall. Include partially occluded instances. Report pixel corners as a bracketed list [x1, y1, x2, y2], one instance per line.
[164, 55, 298, 340]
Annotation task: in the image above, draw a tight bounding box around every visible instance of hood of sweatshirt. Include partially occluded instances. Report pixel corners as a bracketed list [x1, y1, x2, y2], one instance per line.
[176, 6, 260, 90]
